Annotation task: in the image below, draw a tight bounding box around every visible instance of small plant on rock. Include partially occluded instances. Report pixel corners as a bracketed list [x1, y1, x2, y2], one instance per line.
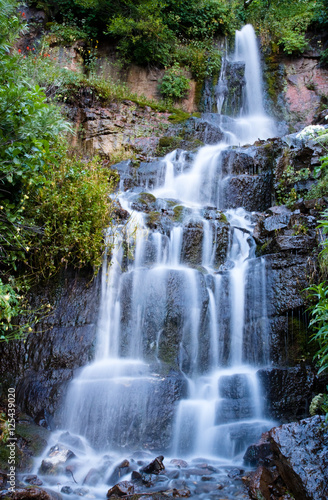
[159, 64, 190, 101]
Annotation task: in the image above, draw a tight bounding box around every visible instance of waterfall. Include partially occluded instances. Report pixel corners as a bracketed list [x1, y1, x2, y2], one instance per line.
[35, 24, 278, 498]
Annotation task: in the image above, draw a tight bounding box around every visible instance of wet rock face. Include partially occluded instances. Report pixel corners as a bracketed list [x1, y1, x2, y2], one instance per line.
[224, 173, 272, 211]
[270, 416, 328, 500]
[181, 117, 225, 145]
[218, 61, 246, 117]
[253, 207, 320, 368]
[257, 366, 319, 422]
[0, 271, 99, 424]
[181, 223, 203, 266]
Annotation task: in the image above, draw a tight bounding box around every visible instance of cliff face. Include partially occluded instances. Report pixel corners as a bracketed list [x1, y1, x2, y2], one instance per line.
[0, 270, 100, 422]
[264, 49, 328, 132]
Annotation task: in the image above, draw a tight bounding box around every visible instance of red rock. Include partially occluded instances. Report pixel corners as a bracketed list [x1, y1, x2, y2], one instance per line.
[107, 480, 134, 498]
[247, 466, 273, 500]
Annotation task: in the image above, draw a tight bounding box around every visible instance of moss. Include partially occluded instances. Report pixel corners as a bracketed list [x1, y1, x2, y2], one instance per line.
[172, 205, 184, 222]
[158, 341, 178, 367]
[194, 80, 204, 109]
[287, 315, 316, 365]
[264, 53, 284, 105]
[218, 212, 228, 223]
[137, 192, 156, 205]
[146, 211, 161, 228]
[168, 109, 190, 124]
[157, 136, 183, 156]
[16, 421, 50, 456]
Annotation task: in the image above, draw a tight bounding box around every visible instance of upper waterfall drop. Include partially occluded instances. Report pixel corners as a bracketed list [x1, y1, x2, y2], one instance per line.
[235, 24, 265, 116]
[216, 24, 276, 144]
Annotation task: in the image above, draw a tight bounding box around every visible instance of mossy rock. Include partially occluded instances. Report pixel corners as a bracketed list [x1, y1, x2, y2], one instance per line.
[0, 418, 49, 472]
[168, 109, 190, 124]
[137, 192, 156, 204]
[218, 212, 228, 223]
[156, 136, 183, 156]
[172, 205, 184, 222]
[158, 341, 178, 367]
[16, 419, 50, 457]
[146, 211, 161, 228]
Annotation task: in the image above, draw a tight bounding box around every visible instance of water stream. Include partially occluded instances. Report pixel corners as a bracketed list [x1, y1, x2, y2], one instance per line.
[34, 25, 278, 499]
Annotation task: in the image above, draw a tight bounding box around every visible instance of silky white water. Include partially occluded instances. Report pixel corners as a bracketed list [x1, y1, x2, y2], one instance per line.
[34, 24, 278, 499]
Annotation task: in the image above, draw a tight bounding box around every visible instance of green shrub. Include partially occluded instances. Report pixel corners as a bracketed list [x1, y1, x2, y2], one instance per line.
[106, 7, 176, 67]
[246, 0, 316, 55]
[47, 21, 88, 45]
[275, 165, 310, 206]
[26, 152, 118, 278]
[159, 64, 190, 100]
[175, 42, 221, 80]
[307, 281, 328, 375]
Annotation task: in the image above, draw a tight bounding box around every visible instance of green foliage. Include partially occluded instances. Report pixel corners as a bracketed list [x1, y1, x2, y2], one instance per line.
[175, 42, 221, 80]
[305, 128, 328, 199]
[159, 64, 190, 100]
[33, 0, 235, 70]
[0, 0, 119, 341]
[307, 281, 328, 375]
[47, 21, 88, 45]
[310, 391, 328, 422]
[246, 0, 317, 55]
[106, 3, 176, 67]
[275, 164, 310, 206]
[26, 152, 118, 278]
[161, 0, 233, 40]
[306, 209, 328, 376]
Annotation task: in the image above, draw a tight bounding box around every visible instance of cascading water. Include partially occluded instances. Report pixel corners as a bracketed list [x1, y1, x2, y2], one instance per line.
[34, 25, 278, 499]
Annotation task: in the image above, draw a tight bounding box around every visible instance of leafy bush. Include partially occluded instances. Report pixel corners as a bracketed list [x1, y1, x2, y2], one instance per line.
[106, 8, 176, 67]
[275, 164, 310, 206]
[159, 64, 190, 100]
[47, 21, 88, 45]
[175, 42, 221, 80]
[161, 0, 233, 39]
[246, 0, 316, 55]
[307, 280, 328, 375]
[309, 391, 328, 421]
[0, 0, 119, 341]
[26, 152, 118, 278]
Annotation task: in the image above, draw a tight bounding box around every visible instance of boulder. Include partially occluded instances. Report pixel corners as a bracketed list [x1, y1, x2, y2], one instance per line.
[257, 366, 317, 421]
[270, 416, 328, 500]
[0, 488, 61, 500]
[247, 465, 276, 500]
[107, 481, 135, 498]
[243, 432, 272, 466]
[170, 459, 188, 469]
[107, 459, 132, 484]
[39, 444, 75, 475]
[24, 475, 43, 486]
[140, 455, 165, 475]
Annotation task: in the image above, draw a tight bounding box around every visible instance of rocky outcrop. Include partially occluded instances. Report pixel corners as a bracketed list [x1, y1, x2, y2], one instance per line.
[257, 366, 320, 422]
[81, 102, 172, 159]
[245, 416, 328, 500]
[0, 270, 100, 426]
[270, 416, 328, 500]
[265, 50, 328, 132]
